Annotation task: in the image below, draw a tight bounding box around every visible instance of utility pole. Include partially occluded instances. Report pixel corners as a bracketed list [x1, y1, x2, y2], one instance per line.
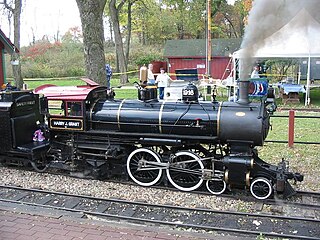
[206, 0, 211, 77]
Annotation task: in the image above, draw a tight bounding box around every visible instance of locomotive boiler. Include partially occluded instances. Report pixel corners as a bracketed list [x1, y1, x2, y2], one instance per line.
[0, 79, 303, 200]
[91, 90, 269, 146]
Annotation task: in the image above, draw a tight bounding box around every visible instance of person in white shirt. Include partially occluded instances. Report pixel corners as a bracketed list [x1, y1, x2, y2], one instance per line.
[156, 68, 171, 99]
[251, 66, 260, 78]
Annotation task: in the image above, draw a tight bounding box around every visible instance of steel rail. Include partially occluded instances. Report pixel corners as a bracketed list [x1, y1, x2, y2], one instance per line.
[0, 188, 319, 240]
[2, 184, 320, 218]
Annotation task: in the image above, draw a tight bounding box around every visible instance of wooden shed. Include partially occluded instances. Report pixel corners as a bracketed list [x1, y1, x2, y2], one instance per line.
[0, 29, 18, 87]
[164, 38, 241, 80]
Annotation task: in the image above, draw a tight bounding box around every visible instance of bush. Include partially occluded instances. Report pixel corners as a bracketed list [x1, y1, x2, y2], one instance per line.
[5, 40, 164, 79]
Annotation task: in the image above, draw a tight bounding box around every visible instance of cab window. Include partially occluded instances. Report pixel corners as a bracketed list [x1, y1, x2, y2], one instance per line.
[48, 100, 65, 116]
[67, 101, 82, 117]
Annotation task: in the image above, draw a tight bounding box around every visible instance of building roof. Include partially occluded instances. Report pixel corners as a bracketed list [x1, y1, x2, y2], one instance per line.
[164, 38, 242, 58]
[0, 28, 18, 53]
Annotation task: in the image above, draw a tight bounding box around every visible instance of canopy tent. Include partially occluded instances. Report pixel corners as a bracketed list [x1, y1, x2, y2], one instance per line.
[233, 9, 320, 105]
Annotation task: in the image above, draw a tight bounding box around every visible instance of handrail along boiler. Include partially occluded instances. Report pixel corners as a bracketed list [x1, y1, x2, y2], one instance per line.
[0, 79, 303, 200]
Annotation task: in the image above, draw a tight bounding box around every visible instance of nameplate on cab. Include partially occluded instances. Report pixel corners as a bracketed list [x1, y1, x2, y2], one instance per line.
[50, 118, 83, 131]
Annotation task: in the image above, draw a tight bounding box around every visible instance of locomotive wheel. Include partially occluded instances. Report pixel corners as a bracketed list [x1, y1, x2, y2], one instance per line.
[127, 148, 162, 187]
[250, 177, 273, 200]
[206, 179, 226, 195]
[30, 154, 49, 173]
[166, 151, 204, 191]
[30, 161, 48, 173]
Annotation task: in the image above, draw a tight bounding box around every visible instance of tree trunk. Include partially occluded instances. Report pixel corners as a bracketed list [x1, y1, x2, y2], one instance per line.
[12, 0, 22, 89]
[76, 0, 107, 85]
[109, 0, 128, 84]
[108, 17, 114, 42]
[125, 1, 133, 66]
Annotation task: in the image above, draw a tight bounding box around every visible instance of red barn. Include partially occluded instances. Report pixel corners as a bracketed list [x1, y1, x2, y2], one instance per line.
[0, 29, 18, 87]
[164, 38, 241, 80]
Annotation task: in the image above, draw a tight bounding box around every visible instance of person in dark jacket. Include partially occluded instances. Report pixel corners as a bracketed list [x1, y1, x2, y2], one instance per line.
[105, 64, 113, 89]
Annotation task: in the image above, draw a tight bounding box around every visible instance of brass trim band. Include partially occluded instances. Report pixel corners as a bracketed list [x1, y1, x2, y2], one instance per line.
[159, 101, 166, 134]
[217, 102, 222, 137]
[117, 99, 126, 131]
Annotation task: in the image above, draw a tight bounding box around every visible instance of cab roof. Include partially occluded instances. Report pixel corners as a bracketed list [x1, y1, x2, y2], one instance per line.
[34, 78, 106, 101]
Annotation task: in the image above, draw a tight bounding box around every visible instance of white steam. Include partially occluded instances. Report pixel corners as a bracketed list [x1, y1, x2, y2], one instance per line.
[239, 0, 320, 79]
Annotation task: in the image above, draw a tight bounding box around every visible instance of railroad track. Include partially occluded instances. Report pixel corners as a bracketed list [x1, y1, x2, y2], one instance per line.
[0, 185, 319, 239]
[3, 164, 320, 216]
[2, 165, 320, 217]
[106, 178, 320, 215]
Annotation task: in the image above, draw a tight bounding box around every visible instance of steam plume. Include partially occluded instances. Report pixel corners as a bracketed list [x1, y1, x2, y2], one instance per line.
[239, 0, 320, 79]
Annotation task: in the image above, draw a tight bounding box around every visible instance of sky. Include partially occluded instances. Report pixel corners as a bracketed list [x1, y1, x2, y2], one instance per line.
[0, 0, 235, 47]
[0, 0, 81, 46]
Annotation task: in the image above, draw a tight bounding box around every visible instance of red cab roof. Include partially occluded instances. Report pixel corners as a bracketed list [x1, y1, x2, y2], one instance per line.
[34, 78, 105, 101]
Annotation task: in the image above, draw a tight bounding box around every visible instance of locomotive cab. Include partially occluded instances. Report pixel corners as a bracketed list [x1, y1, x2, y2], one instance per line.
[47, 99, 85, 131]
[34, 79, 109, 132]
[0, 90, 49, 166]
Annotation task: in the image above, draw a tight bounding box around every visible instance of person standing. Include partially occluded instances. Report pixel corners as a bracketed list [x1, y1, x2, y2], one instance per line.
[147, 63, 155, 85]
[156, 68, 171, 100]
[105, 64, 113, 89]
[251, 66, 260, 78]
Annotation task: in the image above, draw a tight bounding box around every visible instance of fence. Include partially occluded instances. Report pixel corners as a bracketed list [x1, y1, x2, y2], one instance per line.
[265, 110, 320, 146]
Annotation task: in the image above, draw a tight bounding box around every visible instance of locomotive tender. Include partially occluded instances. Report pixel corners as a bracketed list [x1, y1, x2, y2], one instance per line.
[0, 79, 303, 200]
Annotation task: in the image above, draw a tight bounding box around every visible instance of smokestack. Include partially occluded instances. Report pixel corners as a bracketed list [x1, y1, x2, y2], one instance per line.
[237, 81, 249, 104]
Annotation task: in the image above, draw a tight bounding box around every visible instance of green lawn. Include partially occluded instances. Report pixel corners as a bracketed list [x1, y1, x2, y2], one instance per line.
[267, 111, 320, 143]
[25, 77, 140, 100]
[25, 77, 320, 107]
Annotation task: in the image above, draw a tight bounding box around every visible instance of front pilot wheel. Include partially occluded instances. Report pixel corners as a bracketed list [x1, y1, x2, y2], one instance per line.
[250, 177, 273, 200]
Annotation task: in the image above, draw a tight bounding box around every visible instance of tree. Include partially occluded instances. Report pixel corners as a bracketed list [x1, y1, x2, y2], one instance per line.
[161, 0, 208, 39]
[76, 0, 107, 85]
[124, 0, 138, 66]
[108, 0, 128, 84]
[266, 59, 299, 82]
[1, 0, 23, 89]
[210, 0, 249, 38]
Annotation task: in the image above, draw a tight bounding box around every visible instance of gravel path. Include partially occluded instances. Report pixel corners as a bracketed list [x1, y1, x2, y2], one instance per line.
[0, 167, 256, 212]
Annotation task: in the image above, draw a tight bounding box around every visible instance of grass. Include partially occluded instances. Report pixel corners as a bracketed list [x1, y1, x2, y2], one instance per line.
[25, 77, 137, 89]
[25, 77, 140, 100]
[258, 111, 320, 192]
[267, 112, 320, 143]
[113, 88, 138, 99]
[25, 77, 320, 106]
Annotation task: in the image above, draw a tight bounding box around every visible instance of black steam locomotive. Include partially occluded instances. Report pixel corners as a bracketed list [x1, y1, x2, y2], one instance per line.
[0, 79, 303, 200]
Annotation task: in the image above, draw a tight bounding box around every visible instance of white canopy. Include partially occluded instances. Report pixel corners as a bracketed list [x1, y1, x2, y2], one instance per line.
[233, 9, 320, 105]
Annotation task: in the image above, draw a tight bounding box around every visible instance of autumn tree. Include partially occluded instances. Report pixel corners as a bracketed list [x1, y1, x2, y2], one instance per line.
[76, 0, 107, 85]
[210, 0, 251, 38]
[242, 0, 253, 25]
[1, 0, 23, 89]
